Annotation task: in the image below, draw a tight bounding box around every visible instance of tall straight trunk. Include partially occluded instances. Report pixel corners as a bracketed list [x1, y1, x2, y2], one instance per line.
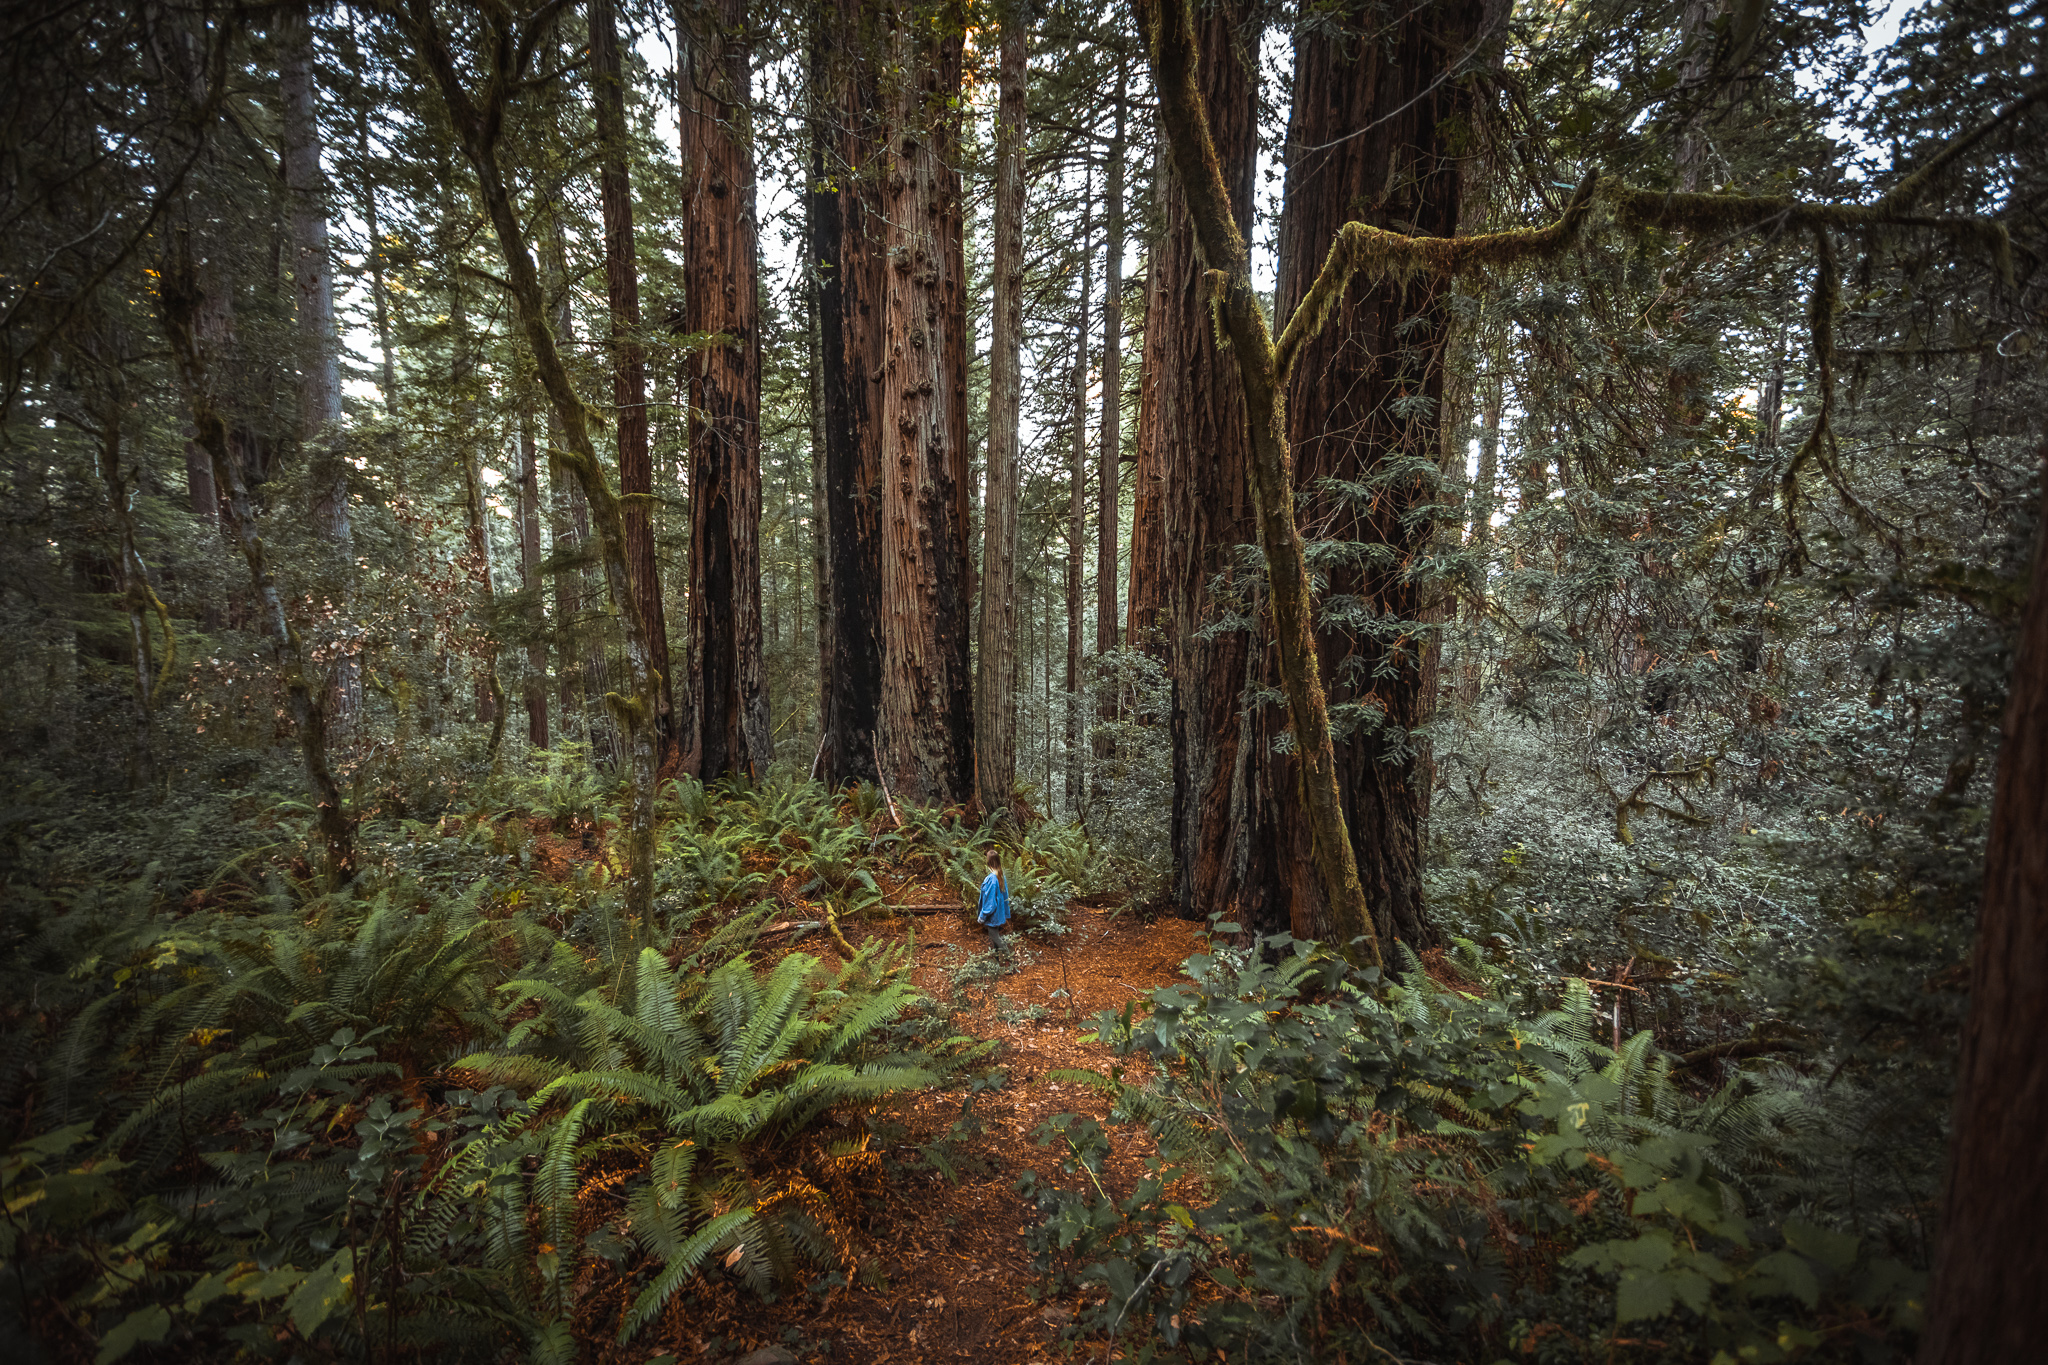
[1919, 448, 2048, 1363]
[816, 0, 885, 786]
[1124, 249, 1167, 658]
[518, 402, 550, 748]
[679, 0, 770, 779]
[1065, 195, 1092, 818]
[975, 0, 1029, 818]
[594, 0, 677, 765]
[1095, 53, 1127, 669]
[279, 0, 358, 747]
[1230, 0, 1479, 950]
[1135, 0, 1260, 921]
[876, 2, 974, 806]
[805, 222, 832, 738]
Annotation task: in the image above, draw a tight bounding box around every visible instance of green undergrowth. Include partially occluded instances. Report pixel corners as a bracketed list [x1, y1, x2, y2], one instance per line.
[0, 755, 1101, 1363]
[1020, 927, 1924, 1365]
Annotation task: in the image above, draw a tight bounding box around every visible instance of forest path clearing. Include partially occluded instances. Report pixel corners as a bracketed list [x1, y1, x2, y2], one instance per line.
[643, 886, 1208, 1365]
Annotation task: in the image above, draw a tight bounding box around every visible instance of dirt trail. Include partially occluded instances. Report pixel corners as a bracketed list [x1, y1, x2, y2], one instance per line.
[646, 889, 1207, 1365]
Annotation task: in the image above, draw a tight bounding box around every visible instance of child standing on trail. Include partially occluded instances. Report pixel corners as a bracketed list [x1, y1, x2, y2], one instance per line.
[977, 848, 1011, 958]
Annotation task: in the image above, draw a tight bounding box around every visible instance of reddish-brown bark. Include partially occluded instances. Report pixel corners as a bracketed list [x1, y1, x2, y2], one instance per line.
[594, 0, 677, 763]
[1918, 449, 2048, 1362]
[680, 0, 770, 779]
[875, 3, 974, 806]
[816, 0, 886, 787]
[1132, 0, 1260, 921]
[1231, 1, 1479, 949]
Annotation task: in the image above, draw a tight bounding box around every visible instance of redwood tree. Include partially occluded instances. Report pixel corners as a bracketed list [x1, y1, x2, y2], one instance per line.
[1232, 0, 1482, 949]
[1130, 0, 1261, 921]
[815, 0, 886, 787]
[594, 0, 677, 763]
[975, 0, 1029, 817]
[875, 0, 974, 806]
[680, 0, 770, 779]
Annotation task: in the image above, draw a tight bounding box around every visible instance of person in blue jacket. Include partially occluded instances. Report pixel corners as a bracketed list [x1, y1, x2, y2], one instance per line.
[977, 848, 1011, 958]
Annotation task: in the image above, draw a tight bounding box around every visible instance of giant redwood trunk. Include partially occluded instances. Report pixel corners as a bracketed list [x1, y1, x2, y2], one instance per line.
[680, 0, 770, 779]
[595, 0, 678, 764]
[875, 3, 974, 806]
[1223, 1, 1476, 950]
[1918, 448, 2048, 1362]
[1135, 0, 1260, 920]
[816, 0, 885, 787]
[974, 0, 1029, 817]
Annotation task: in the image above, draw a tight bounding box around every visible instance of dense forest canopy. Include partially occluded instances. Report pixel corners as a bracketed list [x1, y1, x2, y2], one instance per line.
[1, 0, 2042, 1360]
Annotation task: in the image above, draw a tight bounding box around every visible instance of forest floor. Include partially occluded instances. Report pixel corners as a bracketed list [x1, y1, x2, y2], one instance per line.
[634, 869, 1209, 1365]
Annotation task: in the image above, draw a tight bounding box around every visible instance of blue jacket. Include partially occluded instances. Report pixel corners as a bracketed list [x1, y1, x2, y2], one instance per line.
[977, 869, 1011, 927]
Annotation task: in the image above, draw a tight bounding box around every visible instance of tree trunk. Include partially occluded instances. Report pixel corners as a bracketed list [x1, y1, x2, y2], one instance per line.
[595, 0, 678, 767]
[1094, 54, 1126, 772]
[1065, 194, 1093, 819]
[975, 0, 1029, 818]
[805, 207, 833, 741]
[678, 0, 770, 780]
[1204, 0, 1478, 953]
[875, 2, 974, 807]
[1124, 251, 1167, 660]
[1141, 0, 1395, 965]
[816, 0, 885, 787]
[518, 401, 550, 748]
[1918, 448, 2048, 1363]
[1134, 0, 1261, 922]
[279, 0, 359, 751]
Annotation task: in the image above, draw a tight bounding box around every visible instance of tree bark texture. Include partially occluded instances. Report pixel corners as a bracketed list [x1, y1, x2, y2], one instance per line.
[876, 3, 974, 807]
[1134, 0, 1260, 922]
[975, 0, 1029, 818]
[595, 0, 679, 765]
[1230, 0, 1478, 950]
[1124, 249, 1168, 658]
[1065, 196, 1092, 818]
[1141, 0, 1387, 964]
[680, 0, 770, 780]
[1918, 448, 2048, 1363]
[1094, 55, 1127, 774]
[816, 0, 886, 787]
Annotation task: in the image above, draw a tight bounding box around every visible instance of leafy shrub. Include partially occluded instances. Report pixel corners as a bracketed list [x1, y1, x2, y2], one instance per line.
[1021, 932, 1923, 1363]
